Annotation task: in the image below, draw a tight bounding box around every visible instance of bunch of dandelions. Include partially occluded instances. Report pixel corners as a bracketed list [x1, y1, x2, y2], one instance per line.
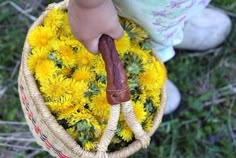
[27, 8, 166, 151]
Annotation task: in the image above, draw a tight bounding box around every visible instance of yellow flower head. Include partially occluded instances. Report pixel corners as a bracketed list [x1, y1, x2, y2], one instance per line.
[139, 63, 166, 91]
[40, 75, 70, 98]
[28, 47, 50, 72]
[35, 60, 58, 82]
[93, 56, 106, 75]
[44, 8, 65, 30]
[137, 93, 147, 103]
[90, 91, 110, 120]
[115, 32, 130, 55]
[72, 67, 95, 82]
[76, 49, 96, 67]
[148, 93, 161, 108]
[59, 66, 73, 77]
[57, 104, 83, 120]
[60, 13, 73, 37]
[84, 141, 96, 151]
[54, 41, 77, 67]
[152, 60, 167, 87]
[28, 26, 54, 48]
[46, 95, 74, 113]
[130, 45, 150, 63]
[66, 80, 88, 104]
[68, 110, 92, 126]
[120, 18, 148, 43]
[133, 101, 147, 123]
[117, 124, 133, 142]
[68, 111, 102, 138]
[143, 117, 154, 132]
[64, 39, 83, 51]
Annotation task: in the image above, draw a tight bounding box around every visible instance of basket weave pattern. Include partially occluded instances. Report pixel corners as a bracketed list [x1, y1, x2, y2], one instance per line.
[18, 82, 70, 158]
[18, 1, 167, 157]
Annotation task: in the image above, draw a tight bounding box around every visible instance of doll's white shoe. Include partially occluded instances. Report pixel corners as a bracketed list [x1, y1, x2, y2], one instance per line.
[164, 80, 181, 115]
[175, 8, 231, 51]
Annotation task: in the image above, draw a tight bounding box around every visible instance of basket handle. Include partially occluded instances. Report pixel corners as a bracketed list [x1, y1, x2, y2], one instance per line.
[98, 34, 130, 105]
[98, 35, 151, 149]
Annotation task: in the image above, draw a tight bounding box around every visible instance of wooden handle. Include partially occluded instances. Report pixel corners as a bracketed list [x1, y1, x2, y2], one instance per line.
[98, 34, 130, 105]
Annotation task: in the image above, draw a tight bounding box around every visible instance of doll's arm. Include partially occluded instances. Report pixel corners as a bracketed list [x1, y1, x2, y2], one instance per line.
[68, 0, 123, 53]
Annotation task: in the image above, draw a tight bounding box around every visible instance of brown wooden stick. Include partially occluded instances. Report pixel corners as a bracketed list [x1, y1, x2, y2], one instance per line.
[98, 34, 130, 105]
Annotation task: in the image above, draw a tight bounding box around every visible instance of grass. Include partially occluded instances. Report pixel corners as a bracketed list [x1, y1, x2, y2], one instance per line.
[0, 0, 235, 158]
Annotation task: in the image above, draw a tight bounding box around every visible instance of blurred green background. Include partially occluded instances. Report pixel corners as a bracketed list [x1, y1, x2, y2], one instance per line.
[0, 0, 235, 157]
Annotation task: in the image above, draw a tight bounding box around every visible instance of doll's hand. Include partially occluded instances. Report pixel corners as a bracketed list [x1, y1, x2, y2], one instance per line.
[68, 0, 123, 54]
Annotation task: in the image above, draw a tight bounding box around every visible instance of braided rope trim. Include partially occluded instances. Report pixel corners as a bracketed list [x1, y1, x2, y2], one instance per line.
[18, 81, 70, 158]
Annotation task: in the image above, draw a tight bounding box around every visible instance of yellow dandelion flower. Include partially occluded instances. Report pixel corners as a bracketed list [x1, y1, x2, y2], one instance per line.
[46, 95, 74, 113]
[68, 110, 92, 126]
[46, 39, 58, 51]
[40, 75, 70, 98]
[68, 111, 102, 138]
[46, 100, 64, 113]
[130, 45, 150, 62]
[28, 26, 54, 48]
[147, 92, 161, 108]
[115, 32, 130, 55]
[60, 13, 73, 37]
[138, 71, 156, 90]
[118, 124, 133, 142]
[133, 101, 147, 123]
[152, 60, 167, 87]
[62, 12, 70, 26]
[57, 104, 83, 120]
[84, 141, 96, 151]
[139, 63, 166, 91]
[90, 91, 110, 120]
[66, 80, 88, 104]
[93, 56, 106, 75]
[137, 93, 147, 103]
[120, 18, 148, 44]
[76, 49, 96, 67]
[72, 67, 95, 82]
[35, 60, 58, 82]
[64, 38, 83, 51]
[54, 42, 77, 67]
[44, 8, 65, 30]
[66, 127, 79, 139]
[27, 47, 50, 72]
[143, 117, 154, 132]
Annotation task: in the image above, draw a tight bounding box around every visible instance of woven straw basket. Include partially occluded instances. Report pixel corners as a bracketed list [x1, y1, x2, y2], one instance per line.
[18, 1, 167, 158]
